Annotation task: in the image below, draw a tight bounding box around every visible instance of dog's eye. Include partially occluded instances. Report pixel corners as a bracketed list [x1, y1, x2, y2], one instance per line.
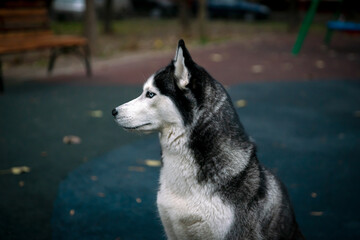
[146, 91, 156, 99]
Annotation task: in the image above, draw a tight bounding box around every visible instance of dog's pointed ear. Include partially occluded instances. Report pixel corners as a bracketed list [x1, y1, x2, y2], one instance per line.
[174, 39, 192, 90]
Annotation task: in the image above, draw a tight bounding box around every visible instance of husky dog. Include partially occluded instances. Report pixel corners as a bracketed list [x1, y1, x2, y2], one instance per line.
[112, 40, 304, 240]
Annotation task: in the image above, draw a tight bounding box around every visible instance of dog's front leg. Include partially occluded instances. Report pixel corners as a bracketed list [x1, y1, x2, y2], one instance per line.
[157, 202, 179, 240]
[175, 215, 213, 240]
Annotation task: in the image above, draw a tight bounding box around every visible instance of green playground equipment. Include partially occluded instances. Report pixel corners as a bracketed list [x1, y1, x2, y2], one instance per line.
[292, 0, 321, 56]
[292, 0, 360, 55]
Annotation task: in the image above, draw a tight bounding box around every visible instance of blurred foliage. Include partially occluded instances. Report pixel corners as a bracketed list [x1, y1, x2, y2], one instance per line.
[50, 18, 329, 58]
[45, 18, 325, 60]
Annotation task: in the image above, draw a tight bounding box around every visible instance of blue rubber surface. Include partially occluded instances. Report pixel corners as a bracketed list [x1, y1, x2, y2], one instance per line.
[52, 135, 163, 240]
[52, 80, 360, 240]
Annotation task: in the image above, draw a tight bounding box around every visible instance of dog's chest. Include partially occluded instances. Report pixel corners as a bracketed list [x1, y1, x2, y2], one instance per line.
[157, 150, 234, 239]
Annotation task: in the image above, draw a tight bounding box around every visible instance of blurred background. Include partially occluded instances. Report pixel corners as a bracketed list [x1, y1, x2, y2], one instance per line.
[1, 0, 359, 78]
[0, 0, 360, 240]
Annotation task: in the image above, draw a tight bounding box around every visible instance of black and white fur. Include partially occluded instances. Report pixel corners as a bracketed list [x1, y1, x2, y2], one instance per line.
[112, 40, 305, 240]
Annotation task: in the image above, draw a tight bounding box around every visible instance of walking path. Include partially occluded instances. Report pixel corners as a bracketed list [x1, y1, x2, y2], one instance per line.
[3, 33, 360, 87]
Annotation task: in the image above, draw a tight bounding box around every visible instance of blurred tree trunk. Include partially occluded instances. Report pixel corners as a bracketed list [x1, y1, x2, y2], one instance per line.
[178, 0, 191, 37]
[198, 0, 207, 42]
[84, 0, 98, 53]
[287, 0, 300, 32]
[104, 0, 114, 34]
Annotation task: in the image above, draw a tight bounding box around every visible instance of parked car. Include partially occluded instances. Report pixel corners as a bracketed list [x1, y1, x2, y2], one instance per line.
[131, 0, 177, 18]
[52, 0, 132, 20]
[205, 0, 270, 20]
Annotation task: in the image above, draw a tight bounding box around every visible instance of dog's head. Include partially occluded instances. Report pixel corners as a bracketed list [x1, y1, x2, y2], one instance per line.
[112, 40, 194, 133]
[112, 39, 227, 134]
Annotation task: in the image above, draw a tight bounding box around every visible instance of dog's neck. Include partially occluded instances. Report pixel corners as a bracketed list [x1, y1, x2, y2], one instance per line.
[159, 123, 253, 187]
[159, 125, 188, 155]
[158, 125, 202, 195]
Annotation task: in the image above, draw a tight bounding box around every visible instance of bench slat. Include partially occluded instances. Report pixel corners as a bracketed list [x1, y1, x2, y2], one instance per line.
[0, 8, 49, 32]
[0, 35, 88, 54]
[0, 9, 48, 16]
[0, 30, 53, 40]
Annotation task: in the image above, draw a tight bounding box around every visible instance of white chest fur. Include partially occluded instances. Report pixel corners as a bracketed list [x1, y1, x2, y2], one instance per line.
[157, 130, 234, 240]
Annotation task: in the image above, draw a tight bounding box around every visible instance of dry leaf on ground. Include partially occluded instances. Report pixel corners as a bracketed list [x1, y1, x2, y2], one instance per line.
[236, 100, 247, 108]
[145, 160, 162, 167]
[210, 53, 223, 62]
[251, 65, 263, 73]
[89, 110, 103, 118]
[0, 166, 31, 175]
[63, 135, 82, 145]
[310, 211, 324, 216]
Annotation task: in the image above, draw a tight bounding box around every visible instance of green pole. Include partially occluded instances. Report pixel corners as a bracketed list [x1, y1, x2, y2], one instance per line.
[324, 0, 342, 46]
[292, 0, 320, 55]
[324, 27, 334, 46]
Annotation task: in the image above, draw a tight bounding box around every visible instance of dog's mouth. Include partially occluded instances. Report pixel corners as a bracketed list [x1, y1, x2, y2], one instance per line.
[122, 123, 152, 130]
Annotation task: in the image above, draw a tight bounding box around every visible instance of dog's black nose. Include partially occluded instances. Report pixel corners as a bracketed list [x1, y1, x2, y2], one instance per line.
[112, 108, 118, 117]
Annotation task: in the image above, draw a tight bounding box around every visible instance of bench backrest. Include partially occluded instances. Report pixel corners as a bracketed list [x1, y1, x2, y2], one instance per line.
[0, 0, 52, 39]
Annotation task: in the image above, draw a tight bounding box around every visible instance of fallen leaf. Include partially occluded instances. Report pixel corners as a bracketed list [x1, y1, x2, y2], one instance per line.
[311, 192, 317, 198]
[69, 209, 75, 216]
[89, 110, 103, 118]
[97, 192, 105, 198]
[40, 151, 48, 157]
[63, 135, 81, 145]
[153, 39, 164, 49]
[136, 198, 142, 203]
[11, 166, 31, 175]
[19, 181, 25, 187]
[236, 100, 247, 108]
[90, 175, 98, 181]
[145, 160, 162, 167]
[0, 166, 31, 175]
[310, 211, 323, 216]
[210, 53, 223, 62]
[315, 60, 325, 69]
[251, 65, 263, 74]
[128, 166, 146, 172]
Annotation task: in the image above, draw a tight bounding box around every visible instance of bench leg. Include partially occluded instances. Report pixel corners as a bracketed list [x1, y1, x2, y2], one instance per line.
[83, 45, 92, 77]
[0, 60, 3, 94]
[48, 48, 58, 75]
[48, 46, 91, 78]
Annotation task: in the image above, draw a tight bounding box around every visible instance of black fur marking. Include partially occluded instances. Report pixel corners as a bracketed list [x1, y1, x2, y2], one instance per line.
[188, 76, 251, 184]
[248, 164, 268, 208]
[153, 66, 194, 125]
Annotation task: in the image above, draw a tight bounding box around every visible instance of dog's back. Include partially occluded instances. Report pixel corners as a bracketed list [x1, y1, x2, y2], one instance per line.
[221, 157, 304, 239]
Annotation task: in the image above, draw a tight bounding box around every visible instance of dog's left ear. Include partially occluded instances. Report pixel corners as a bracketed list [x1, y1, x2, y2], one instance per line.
[173, 39, 192, 90]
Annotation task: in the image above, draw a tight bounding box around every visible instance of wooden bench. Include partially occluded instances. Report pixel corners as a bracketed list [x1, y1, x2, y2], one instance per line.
[0, 1, 91, 93]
